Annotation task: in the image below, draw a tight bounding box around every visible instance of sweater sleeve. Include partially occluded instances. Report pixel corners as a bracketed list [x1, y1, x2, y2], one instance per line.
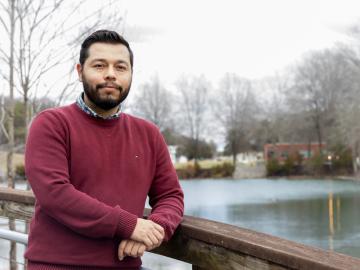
[25, 111, 137, 239]
[147, 131, 184, 242]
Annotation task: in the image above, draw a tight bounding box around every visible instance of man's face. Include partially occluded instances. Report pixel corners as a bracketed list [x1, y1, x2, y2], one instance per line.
[76, 42, 132, 110]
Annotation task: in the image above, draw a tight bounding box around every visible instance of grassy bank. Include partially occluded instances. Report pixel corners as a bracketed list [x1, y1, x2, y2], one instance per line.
[175, 160, 235, 179]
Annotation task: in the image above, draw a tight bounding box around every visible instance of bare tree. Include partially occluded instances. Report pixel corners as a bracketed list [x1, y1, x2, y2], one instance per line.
[213, 73, 257, 164]
[286, 49, 356, 153]
[256, 74, 288, 144]
[14, 0, 127, 139]
[336, 25, 360, 176]
[176, 75, 210, 164]
[131, 75, 173, 131]
[336, 82, 360, 174]
[0, 0, 127, 169]
[0, 0, 16, 186]
[260, 73, 317, 148]
[336, 45, 360, 175]
[0, 1, 17, 268]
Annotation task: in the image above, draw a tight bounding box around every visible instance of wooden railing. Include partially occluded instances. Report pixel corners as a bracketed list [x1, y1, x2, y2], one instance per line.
[0, 187, 360, 270]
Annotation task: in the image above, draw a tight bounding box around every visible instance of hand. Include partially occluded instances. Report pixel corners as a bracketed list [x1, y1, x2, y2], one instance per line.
[118, 239, 146, 261]
[130, 218, 165, 248]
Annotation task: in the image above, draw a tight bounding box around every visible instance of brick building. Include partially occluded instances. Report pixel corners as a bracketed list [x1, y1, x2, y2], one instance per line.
[264, 143, 326, 163]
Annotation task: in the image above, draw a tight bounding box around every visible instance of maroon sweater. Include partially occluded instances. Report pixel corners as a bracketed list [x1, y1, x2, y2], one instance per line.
[24, 104, 184, 269]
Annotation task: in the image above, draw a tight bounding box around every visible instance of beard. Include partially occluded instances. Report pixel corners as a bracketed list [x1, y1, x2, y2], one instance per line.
[82, 77, 131, 111]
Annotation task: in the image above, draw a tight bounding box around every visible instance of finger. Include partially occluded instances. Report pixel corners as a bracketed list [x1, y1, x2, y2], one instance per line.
[118, 240, 128, 261]
[148, 233, 159, 247]
[152, 228, 164, 242]
[152, 223, 164, 234]
[124, 240, 135, 256]
[130, 242, 141, 257]
[142, 236, 153, 247]
[154, 239, 162, 248]
[138, 244, 146, 256]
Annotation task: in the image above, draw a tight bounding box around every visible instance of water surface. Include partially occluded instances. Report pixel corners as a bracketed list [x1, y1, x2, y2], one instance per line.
[180, 178, 360, 257]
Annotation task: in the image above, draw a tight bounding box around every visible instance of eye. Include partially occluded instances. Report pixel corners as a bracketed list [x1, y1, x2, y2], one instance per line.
[93, 64, 104, 69]
[116, 65, 127, 71]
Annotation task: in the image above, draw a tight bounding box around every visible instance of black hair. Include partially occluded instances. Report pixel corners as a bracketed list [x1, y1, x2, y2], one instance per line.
[79, 29, 133, 69]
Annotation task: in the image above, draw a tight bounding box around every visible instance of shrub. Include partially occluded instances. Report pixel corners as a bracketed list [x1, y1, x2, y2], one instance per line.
[15, 163, 25, 178]
[221, 162, 235, 177]
[283, 156, 293, 175]
[294, 151, 304, 166]
[266, 158, 281, 176]
[305, 153, 325, 175]
[211, 162, 235, 177]
[176, 161, 235, 179]
[331, 146, 353, 174]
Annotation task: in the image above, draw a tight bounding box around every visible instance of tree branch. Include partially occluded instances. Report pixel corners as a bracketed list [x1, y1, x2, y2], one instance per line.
[0, 14, 10, 35]
[0, 48, 9, 63]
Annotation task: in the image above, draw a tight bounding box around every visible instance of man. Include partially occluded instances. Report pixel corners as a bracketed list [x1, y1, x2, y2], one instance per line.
[24, 29, 184, 269]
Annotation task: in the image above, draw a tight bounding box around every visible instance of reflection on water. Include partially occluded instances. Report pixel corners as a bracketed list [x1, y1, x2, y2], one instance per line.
[181, 178, 360, 258]
[1, 179, 360, 269]
[328, 192, 334, 251]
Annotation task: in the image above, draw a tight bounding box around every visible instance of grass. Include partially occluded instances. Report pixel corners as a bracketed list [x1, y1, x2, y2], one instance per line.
[0, 151, 24, 176]
[175, 159, 233, 170]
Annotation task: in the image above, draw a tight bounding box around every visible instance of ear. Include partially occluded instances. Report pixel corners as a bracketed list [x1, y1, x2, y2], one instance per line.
[76, 64, 83, 82]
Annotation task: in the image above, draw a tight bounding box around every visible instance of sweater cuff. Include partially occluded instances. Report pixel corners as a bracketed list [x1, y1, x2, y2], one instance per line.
[148, 214, 169, 241]
[114, 206, 138, 239]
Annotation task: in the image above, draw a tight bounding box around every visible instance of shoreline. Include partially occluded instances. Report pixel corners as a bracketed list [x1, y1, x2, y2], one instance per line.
[334, 175, 360, 182]
[179, 174, 360, 181]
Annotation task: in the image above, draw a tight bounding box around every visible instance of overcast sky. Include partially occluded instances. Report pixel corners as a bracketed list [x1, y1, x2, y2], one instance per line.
[105, 0, 360, 147]
[1, 0, 359, 102]
[115, 0, 359, 89]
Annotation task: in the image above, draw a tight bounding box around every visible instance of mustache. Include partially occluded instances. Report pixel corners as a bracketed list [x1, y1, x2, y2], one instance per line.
[96, 83, 122, 91]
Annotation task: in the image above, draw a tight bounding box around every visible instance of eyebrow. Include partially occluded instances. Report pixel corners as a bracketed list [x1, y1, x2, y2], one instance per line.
[90, 59, 129, 66]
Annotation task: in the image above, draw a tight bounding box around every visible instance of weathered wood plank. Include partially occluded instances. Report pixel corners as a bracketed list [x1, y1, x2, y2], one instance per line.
[0, 187, 34, 221]
[154, 234, 289, 270]
[166, 215, 360, 270]
[0, 187, 35, 205]
[0, 201, 34, 221]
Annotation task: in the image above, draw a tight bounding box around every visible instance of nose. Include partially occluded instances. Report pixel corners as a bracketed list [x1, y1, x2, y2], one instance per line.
[104, 66, 116, 80]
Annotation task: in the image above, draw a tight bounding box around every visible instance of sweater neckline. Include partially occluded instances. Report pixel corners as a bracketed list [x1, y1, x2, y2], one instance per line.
[72, 103, 122, 127]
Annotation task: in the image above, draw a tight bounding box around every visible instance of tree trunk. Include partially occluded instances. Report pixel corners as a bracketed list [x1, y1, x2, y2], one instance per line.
[232, 152, 237, 166]
[24, 95, 29, 140]
[8, 0, 15, 188]
[8, 1, 17, 269]
[193, 139, 199, 176]
[314, 115, 323, 155]
[232, 133, 238, 166]
[24, 94, 31, 188]
[352, 141, 359, 177]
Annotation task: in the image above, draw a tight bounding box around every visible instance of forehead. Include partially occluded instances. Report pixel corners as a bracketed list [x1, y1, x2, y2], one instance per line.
[86, 42, 130, 64]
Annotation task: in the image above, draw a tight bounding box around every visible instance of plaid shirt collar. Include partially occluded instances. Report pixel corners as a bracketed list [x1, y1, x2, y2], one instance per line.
[76, 93, 121, 120]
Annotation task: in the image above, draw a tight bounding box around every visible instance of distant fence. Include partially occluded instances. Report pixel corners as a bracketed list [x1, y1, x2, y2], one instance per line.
[0, 187, 360, 269]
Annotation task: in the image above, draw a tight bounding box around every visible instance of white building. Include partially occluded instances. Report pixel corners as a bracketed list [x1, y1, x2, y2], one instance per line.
[167, 145, 177, 164]
[236, 152, 264, 166]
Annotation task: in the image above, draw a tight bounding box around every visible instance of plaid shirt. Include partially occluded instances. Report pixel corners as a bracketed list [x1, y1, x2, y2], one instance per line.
[76, 93, 121, 120]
